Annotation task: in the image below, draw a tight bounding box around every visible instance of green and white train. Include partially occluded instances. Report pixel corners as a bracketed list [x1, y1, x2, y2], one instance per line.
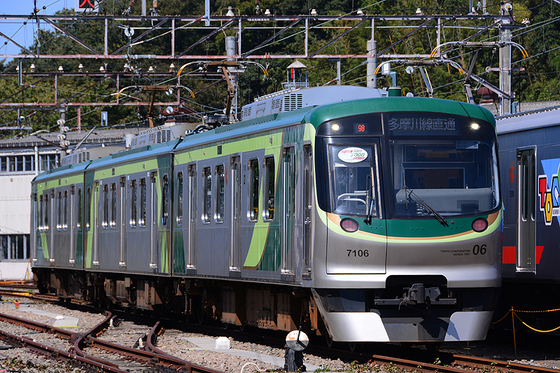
[31, 85, 502, 343]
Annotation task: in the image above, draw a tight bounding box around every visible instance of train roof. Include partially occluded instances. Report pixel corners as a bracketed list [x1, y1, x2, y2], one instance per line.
[308, 96, 496, 128]
[496, 105, 560, 134]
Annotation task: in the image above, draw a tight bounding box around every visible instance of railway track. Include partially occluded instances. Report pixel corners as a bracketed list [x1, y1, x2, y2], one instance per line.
[0, 308, 225, 373]
[1, 289, 559, 373]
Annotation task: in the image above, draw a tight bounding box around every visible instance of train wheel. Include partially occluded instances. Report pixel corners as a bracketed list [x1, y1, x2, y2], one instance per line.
[325, 333, 334, 348]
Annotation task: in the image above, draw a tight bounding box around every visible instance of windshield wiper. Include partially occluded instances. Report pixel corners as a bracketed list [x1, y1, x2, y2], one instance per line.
[403, 185, 448, 227]
[364, 175, 373, 224]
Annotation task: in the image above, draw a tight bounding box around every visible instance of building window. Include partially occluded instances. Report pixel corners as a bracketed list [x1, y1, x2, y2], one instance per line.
[248, 159, 259, 221]
[216, 165, 225, 223]
[202, 167, 211, 223]
[0, 235, 29, 260]
[264, 157, 275, 220]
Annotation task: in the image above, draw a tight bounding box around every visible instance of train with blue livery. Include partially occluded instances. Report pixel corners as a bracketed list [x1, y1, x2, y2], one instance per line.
[31, 81, 502, 344]
[496, 106, 560, 327]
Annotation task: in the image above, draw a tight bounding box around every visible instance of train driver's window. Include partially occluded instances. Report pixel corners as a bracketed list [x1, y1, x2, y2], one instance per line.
[329, 145, 379, 218]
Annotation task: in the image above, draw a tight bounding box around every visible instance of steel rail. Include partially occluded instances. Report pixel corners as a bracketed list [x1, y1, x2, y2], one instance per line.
[452, 354, 560, 373]
[0, 311, 127, 372]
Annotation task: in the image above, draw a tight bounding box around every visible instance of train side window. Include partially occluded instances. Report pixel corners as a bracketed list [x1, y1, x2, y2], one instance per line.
[130, 180, 137, 228]
[202, 167, 212, 223]
[110, 183, 117, 229]
[102, 184, 109, 229]
[162, 174, 169, 227]
[63, 191, 68, 231]
[216, 165, 225, 223]
[177, 172, 183, 226]
[248, 159, 259, 221]
[77, 189, 82, 231]
[56, 192, 62, 231]
[189, 165, 197, 224]
[140, 178, 146, 227]
[264, 157, 275, 221]
[37, 194, 43, 232]
[86, 188, 91, 231]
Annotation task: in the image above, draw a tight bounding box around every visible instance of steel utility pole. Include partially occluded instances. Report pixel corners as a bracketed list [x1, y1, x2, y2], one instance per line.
[499, 2, 514, 115]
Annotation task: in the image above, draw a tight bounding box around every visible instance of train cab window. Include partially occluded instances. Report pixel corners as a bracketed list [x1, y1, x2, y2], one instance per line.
[162, 175, 169, 227]
[328, 145, 380, 218]
[130, 180, 137, 228]
[177, 172, 184, 226]
[248, 159, 259, 221]
[110, 183, 117, 229]
[202, 167, 212, 223]
[140, 178, 147, 227]
[77, 189, 82, 231]
[216, 165, 225, 223]
[264, 157, 275, 221]
[391, 140, 500, 217]
[102, 185, 109, 229]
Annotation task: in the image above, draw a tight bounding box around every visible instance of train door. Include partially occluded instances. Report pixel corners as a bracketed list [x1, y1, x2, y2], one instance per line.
[187, 164, 197, 272]
[303, 144, 313, 278]
[93, 182, 100, 266]
[150, 172, 158, 270]
[119, 177, 126, 268]
[282, 146, 296, 277]
[69, 186, 75, 266]
[517, 148, 536, 273]
[49, 190, 54, 264]
[230, 156, 242, 275]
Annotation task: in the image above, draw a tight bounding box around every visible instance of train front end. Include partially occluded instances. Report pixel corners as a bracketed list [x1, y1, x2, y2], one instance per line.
[310, 97, 502, 343]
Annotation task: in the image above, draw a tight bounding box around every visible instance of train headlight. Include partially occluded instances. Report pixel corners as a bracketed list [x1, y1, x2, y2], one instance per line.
[331, 123, 343, 134]
[471, 122, 480, 130]
[472, 218, 488, 232]
[340, 218, 359, 232]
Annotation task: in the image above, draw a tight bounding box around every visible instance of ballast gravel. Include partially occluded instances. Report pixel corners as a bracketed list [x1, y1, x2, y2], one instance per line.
[1, 299, 560, 372]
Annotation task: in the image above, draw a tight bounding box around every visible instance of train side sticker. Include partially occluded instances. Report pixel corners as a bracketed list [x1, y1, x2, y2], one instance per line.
[538, 158, 560, 226]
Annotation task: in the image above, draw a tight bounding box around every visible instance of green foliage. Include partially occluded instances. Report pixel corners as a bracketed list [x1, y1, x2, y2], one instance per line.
[1, 0, 560, 137]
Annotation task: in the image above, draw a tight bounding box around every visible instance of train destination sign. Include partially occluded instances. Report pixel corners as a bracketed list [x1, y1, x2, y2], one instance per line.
[388, 114, 459, 136]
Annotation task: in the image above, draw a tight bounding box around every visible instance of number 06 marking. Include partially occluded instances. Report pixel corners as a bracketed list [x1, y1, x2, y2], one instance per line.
[473, 244, 487, 255]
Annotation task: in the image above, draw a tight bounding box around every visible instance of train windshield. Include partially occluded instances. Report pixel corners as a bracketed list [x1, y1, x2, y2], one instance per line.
[389, 113, 500, 217]
[328, 143, 381, 218]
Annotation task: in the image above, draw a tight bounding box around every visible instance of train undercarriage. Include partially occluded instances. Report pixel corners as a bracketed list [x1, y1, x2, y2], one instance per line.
[33, 268, 322, 335]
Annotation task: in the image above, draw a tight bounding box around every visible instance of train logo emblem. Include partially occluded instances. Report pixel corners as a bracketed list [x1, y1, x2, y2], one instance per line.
[338, 147, 367, 163]
[538, 158, 560, 226]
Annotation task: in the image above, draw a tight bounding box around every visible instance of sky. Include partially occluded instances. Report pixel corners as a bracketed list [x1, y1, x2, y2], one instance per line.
[1, 0, 70, 59]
